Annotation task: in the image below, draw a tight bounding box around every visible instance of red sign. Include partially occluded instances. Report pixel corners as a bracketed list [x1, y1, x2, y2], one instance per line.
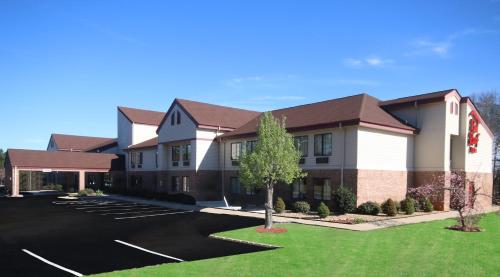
[467, 110, 480, 153]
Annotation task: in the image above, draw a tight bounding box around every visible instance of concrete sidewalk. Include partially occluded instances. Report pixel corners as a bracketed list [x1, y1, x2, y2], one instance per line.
[200, 206, 500, 231]
[104, 194, 499, 231]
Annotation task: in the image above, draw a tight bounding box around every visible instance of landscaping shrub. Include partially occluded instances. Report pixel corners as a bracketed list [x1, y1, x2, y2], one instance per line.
[42, 184, 63, 191]
[357, 201, 381, 215]
[274, 197, 286, 213]
[381, 198, 398, 216]
[95, 189, 104, 196]
[317, 202, 330, 218]
[332, 186, 357, 214]
[353, 218, 366, 224]
[401, 197, 416, 215]
[422, 198, 434, 212]
[78, 188, 96, 196]
[293, 201, 311, 214]
[395, 200, 401, 213]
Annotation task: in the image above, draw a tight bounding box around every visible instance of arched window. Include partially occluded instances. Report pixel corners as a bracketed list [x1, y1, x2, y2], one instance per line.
[177, 110, 181, 124]
[171, 112, 175, 125]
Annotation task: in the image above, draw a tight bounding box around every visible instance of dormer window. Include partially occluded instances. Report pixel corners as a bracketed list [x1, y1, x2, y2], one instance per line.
[177, 110, 181, 124]
[171, 112, 175, 125]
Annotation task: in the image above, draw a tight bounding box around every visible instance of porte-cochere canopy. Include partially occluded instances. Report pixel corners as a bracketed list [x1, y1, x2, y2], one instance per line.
[4, 149, 124, 196]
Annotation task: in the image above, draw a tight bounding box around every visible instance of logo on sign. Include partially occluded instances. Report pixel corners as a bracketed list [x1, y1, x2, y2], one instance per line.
[467, 110, 480, 153]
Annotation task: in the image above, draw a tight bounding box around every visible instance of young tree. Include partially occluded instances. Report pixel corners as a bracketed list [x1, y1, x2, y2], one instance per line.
[239, 112, 306, 229]
[0, 148, 5, 168]
[414, 171, 491, 231]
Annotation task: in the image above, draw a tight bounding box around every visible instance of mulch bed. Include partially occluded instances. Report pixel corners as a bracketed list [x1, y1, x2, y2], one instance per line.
[256, 226, 288, 233]
[446, 225, 482, 232]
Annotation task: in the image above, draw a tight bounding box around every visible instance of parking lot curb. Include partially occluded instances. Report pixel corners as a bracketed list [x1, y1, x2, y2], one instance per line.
[209, 234, 281, 249]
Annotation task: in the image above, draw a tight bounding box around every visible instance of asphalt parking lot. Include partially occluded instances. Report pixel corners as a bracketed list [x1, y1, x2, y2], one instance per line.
[0, 196, 271, 276]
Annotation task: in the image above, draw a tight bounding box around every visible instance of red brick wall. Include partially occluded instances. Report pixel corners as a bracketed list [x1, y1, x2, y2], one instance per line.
[356, 169, 409, 206]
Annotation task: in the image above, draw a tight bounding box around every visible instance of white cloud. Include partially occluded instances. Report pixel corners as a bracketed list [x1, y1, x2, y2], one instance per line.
[409, 28, 497, 57]
[344, 56, 394, 67]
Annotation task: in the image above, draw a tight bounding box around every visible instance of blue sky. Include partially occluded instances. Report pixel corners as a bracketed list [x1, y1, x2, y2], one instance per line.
[1, 0, 499, 150]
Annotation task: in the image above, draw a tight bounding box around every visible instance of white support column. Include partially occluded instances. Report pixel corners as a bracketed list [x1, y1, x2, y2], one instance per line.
[79, 170, 86, 191]
[11, 166, 21, 197]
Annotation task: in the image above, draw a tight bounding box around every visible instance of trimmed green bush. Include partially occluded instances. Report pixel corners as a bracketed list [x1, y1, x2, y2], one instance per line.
[293, 201, 311, 214]
[333, 186, 357, 214]
[78, 188, 96, 197]
[357, 201, 381, 215]
[274, 197, 286, 213]
[381, 198, 398, 216]
[317, 202, 330, 218]
[395, 200, 401, 213]
[401, 197, 416, 215]
[95, 189, 104, 196]
[422, 198, 434, 212]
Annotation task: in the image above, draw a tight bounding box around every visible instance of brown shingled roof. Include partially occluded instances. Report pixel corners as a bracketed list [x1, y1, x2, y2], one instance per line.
[222, 94, 415, 138]
[6, 149, 124, 171]
[125, 137, 158, 150]
[118, 106, 165, 126]
[84, 138, 118, 152]
[51, 134, 115, 152]
[159, 99, 260, 131]
[379, 89, 457, 107]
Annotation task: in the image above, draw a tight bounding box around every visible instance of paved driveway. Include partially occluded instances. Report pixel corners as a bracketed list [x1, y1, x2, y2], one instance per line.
[0, 196, 271, 276]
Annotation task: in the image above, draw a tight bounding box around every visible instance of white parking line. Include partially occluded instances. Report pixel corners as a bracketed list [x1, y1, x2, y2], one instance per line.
[85, 206, 157, 213]
[99, 208, 173, 215]
[76, 204, 148, 210]
[114, 210, 193, 220]
[101, 209, 174, 216]
[114, 240, 184, 262]
[22, 249, 83, 277]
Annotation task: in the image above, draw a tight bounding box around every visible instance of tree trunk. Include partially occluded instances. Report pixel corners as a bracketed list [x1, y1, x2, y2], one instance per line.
[264, 185, 274, 229]
[458, 209, 466, 229]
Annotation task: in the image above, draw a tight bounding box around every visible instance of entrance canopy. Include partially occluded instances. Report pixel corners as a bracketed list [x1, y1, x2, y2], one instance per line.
[4, 149, 124, 196]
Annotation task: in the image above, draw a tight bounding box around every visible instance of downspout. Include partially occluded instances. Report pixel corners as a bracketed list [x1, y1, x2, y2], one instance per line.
[340, 122, 346, 186]
[412, 101, 418, 181]
[217, 126, 226, 202]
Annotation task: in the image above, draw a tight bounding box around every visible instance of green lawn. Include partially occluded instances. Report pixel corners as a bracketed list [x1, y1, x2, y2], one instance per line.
[94, 213, 500, 277]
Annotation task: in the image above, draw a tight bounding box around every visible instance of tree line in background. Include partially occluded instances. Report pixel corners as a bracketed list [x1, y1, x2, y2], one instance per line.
[0, 148, 5, 168]
[470, 90, 499, 202]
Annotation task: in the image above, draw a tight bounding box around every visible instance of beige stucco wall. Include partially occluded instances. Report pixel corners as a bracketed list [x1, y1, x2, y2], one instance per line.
[132, 123, 158, 146]
[117, 110, 133, 152]
[158, 104, 197, 143]
[221, 126, 358, 171]
[357, 127, 414, 171]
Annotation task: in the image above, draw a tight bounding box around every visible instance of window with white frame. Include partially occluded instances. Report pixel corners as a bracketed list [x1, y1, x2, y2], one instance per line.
[314, 133, 332, 156]
[172, 146, 180, 166]
[182, 176, 189, 192]
[313, 178, 331, 200]
[294, 136, 308, 157]
[182, 144, 191, 166]
[292, 178, 307, 199]
[231, 142, 242, 166]
[230, 177, 240, 194]
[246, 140, 257, 154]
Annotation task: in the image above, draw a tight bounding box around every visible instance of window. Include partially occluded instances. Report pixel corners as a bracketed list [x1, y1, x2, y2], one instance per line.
[130, 175, 143, 188]
[177, 111, 181, 124]
[230, 177, 240, 194]
[294, 136, 308, 157]
[130, 152, 136, 168]
[450, 102, 454, 114]
[171, 112, 175, 125]
[155, 151, 158, 168]
[292, 178, 306, 199]
[182, 144, 191, 166]
[231, 142, 242, 165]
[171, 176, 181, 192]
[245, 186, 255, 195]
[314, 133, 332, 156]
[182, 176, 189, 192]
[454, 103, 459, 115]
[172, 146, 180, 166]
[137, 152, 143, 168]
[246, 140, 257, 153]
[313, 178, 331, 200]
